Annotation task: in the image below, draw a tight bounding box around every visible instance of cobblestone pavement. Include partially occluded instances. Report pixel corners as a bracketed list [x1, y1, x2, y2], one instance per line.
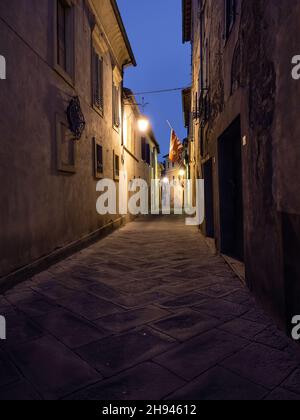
[1, 216, 300, 400]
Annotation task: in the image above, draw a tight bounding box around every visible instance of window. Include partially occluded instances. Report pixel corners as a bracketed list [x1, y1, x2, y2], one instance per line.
[112, 84, 120, 128]
[114, 152, 120, 180]
[151, 148, 155, 169]
[225, 0, 236, 39]
[141, 137, 146, 161]
[56, 0, 74, 77]
[92, 49, 104, 113]
[146, 144, 151, 165]
[194, 92, 199, 119]
[94, 139, 103, 179]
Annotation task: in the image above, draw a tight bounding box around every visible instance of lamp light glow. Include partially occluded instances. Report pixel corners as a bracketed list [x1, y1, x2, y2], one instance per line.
[138, 117, 150, 133]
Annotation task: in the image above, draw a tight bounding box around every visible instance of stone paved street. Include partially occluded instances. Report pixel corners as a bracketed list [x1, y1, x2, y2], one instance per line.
[1, 216, 300, 400]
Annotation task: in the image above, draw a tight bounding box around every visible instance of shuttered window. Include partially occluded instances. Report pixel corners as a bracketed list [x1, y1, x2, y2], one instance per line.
[96, 144, 103, 174]
[92, 49, 104, 113]
[112, 84, 120, 128]
[141, 137, 146, 161]
[146, 143, 151, 165]
[56, 0, 73, 76]
[57, 0, 67, 70]
[114, 153, 120, 179]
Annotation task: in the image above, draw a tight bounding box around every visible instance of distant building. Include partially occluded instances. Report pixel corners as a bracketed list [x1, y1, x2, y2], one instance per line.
[123, 88, 160, 210]
[161, 155, 185, 184]
[182, 0, 300, 332]
[161, 155, 186, 211]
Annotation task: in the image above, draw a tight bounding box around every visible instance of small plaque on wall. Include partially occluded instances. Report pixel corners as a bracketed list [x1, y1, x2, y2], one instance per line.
[94, 137, 104, 179]
[56, 114, 76, 174]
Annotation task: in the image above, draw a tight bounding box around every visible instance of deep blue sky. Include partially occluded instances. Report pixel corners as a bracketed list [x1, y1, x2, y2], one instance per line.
[118, 0, 191, 158]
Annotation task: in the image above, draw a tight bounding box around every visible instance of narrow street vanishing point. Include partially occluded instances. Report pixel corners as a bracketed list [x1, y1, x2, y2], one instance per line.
[1, 216, 300, 401]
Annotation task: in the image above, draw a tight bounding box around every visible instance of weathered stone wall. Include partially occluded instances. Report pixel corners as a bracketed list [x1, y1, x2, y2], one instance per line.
[197, 0, 300, 327]
[0, 0, 148, 280]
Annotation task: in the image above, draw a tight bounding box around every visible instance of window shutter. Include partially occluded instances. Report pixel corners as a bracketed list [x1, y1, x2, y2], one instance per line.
[57, 0, 67, 70]
[93, 50, 103, 111]
[99, 58, 104, 110]
[146, 143, 151, 165]
[115, 87, 120, 127]
[96, 144, 103, 173]
[141, 137, 146, 161]
[113, 84, 119, 127]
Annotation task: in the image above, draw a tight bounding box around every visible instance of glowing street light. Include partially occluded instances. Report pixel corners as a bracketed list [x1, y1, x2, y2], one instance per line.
[138, 116, 150, 133]
[179, 169, 185, 178]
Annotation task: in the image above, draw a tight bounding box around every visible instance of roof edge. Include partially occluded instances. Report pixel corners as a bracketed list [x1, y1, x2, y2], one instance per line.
[110, 0, 137, 67]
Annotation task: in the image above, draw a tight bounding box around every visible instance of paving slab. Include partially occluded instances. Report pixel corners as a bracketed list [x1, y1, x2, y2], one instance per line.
[166, 366, 267, 400]
[0, 311, 43, 347]
[265, 387, 300, 401]
[34, 309, 108, 349]
[66, 362, 185, 400]
[94, 307, 170, 333]
[154, 330, 249, 381]
[10, 336, 101, 400]
[221, 343, 299, 390]
[152, 309, 220, 341]
[76, 327, 176, 377]
[281, 369, 300, 395]
[218, 318, 267, 340]
[0, 381, 41, 400]
[58, 293, 123, 321]
[0, 351, 20, 388]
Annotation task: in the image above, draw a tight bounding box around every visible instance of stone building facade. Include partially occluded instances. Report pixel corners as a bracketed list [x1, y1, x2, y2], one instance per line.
[183, 0, 300, 331]
[123, 88, 160, 212]
[0, 0, 160, 287]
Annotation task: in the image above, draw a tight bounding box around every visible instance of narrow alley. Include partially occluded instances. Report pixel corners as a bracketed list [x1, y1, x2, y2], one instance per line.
[1, 216, 300, 401]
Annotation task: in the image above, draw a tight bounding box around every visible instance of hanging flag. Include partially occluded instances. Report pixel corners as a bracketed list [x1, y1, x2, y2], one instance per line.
[169, 129, 184, 163]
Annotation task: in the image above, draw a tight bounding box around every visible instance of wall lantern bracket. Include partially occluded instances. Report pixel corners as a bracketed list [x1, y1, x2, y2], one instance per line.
[66, 96, 86, 141]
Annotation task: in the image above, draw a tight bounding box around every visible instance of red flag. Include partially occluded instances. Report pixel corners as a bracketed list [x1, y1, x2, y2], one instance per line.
[169, 129, 183, 163]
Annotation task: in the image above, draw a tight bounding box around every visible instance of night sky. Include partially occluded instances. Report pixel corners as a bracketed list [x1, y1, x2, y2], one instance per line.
[117, 0, 191, 158]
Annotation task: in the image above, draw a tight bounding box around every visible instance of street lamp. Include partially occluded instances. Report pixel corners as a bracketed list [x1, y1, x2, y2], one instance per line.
[179, 169, 185, 178]
[138, 116, 150, 133]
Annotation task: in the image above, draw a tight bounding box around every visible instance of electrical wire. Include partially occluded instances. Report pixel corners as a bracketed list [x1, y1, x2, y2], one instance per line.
[126, 87, 189, 96]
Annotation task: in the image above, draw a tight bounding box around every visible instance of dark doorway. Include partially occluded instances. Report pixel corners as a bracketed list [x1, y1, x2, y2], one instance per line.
[218, 117, 244, 261]
[204, 159, 215, 238]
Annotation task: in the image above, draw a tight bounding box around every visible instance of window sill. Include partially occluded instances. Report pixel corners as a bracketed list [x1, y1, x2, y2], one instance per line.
[54, 64, 75, 88]
[93, 104, 104, 118]
[124, 146, 139, 163]
[95, 172, 104, 180]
